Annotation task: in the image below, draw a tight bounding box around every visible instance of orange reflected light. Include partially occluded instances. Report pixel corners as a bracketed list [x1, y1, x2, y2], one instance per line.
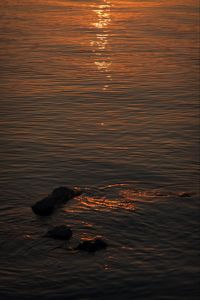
[90, 33, 109, 50]
[93, 11, 111, 29]
[90, 0, 113, 91]
[81, 196, 135, 211]
[92, 3, 111, 29]
[94, 61, 111, 71]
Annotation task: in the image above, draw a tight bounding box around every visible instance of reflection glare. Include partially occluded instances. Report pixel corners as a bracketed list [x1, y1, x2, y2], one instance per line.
[94, 61, 111, 70]
[91, 33, 109, 50]
[90, 0, 112, 91]
[81, 196, 135, 212]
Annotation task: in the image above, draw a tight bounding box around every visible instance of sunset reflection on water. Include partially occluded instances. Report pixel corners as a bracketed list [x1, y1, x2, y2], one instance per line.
[90, 0, 112, 91]
[81, 195, 135, 211]
[0, 1, 199, 299]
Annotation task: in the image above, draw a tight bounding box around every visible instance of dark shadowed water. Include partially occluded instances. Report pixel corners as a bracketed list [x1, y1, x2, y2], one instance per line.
[0, 1, 199, 299]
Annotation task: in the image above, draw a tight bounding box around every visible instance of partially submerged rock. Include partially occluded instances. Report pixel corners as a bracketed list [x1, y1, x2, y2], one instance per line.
[44, 225, 72, 240]
[178, 192, 191, 198]
[75, 238, 108, 253]
[32, 186, 82, 216]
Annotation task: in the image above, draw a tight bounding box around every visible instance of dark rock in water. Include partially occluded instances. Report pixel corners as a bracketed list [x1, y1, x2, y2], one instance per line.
[44, 225, 72, 240]
[31, 196, 55, 216]
[31, 186, 82, 216]
[51, 186, 82, 203]
[178, 192, 191, 198]
[76, 238, 108, 253]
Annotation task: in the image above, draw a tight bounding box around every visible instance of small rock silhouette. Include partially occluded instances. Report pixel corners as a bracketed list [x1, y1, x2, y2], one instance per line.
[178, 192, 191, 198]
[44, 225, 72, 240]
[32, 186, 82, 216]
[75, 238, 108, 253]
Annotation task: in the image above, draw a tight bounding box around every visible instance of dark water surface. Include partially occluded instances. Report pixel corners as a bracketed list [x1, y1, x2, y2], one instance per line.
[0, 0, 199, 299]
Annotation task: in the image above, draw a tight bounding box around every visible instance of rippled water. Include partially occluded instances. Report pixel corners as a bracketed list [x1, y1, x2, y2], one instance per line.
[0, 0, 199, 299]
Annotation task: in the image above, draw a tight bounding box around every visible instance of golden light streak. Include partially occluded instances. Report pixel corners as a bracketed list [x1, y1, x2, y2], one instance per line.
[90, 0, 113, 91]
[80, 196, 135, 211]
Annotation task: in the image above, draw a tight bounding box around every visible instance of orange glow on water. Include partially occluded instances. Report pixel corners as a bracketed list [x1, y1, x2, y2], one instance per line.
[90, 0, 113, 91]
[1, 0, 198, 97]
[79, 194, 136, 211]
[92, 2, 111, 29]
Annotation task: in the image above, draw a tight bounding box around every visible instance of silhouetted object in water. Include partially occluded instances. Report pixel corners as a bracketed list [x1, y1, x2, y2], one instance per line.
[178, 192, 191, 197]
[31, 186, 82, 216]
[75, 238, 108, 253]
[44, 225, 72, 240]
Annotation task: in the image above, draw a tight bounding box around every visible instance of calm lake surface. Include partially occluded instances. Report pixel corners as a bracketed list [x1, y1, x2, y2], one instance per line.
[0, 0, 199, 299]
